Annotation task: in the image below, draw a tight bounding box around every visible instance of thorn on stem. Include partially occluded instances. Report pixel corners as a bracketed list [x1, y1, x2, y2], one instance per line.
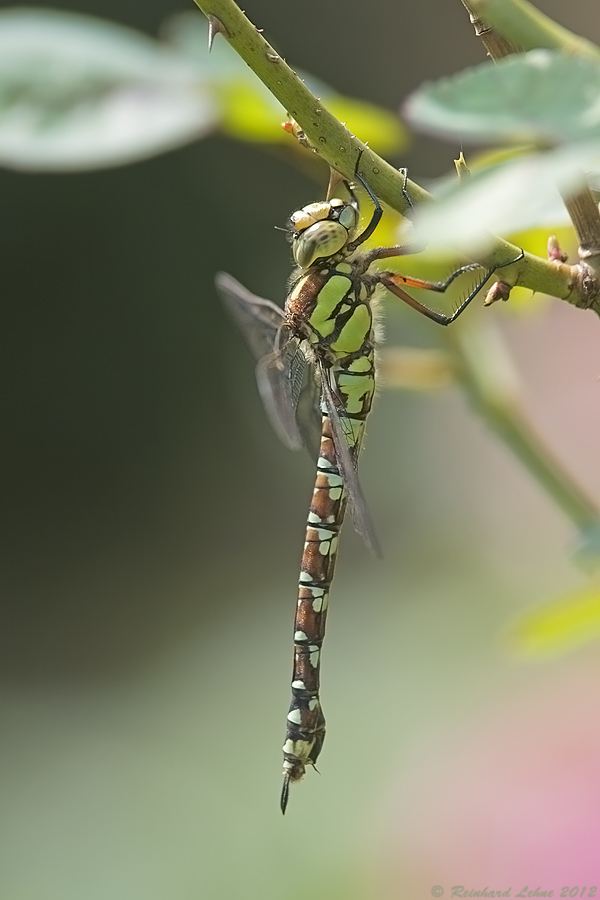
[454, 152, 471, 181]
[326, 167, 344, 201]
[207, 14, 229, 51]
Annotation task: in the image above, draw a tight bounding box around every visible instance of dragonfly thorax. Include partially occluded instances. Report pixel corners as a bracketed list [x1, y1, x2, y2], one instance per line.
[289, 198, 359, 269]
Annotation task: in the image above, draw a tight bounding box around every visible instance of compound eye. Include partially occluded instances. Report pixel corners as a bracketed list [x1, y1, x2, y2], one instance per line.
[338, 204, 359, 232]
[293, 221, 348, 268]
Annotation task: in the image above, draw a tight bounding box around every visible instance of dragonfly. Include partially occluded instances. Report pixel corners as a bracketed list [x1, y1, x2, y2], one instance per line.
[216, 160, 513, 813]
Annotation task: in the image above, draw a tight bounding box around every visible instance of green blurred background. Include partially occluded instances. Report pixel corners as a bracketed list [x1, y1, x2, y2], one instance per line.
[2, 1, 600, 898]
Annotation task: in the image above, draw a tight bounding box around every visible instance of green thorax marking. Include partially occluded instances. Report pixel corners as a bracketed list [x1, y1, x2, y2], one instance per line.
[288, 260, 374, 360]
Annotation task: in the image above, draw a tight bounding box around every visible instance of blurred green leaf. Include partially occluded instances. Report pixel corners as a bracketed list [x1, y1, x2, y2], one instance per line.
[575, 519, 600, 562]
[219, 82, 405, 152]
[0, 8, 217, 170]
[0, 8, 405, 171]
[411, 142, 600, 252]
[405, 50, 600, 145]
[506, 582, 600, 659]
[402, 49, 600, 250]
[378, 347, 455, 390]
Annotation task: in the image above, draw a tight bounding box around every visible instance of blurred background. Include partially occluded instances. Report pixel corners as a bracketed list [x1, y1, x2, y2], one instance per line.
[2, 1, 600, 898]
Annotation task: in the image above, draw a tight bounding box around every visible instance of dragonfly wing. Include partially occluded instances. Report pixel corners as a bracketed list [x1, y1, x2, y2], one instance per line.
[295, 376, 322, 461]
[319, 365, 382, 558]
[255, 348, 303, 450]
[216, 271, 285, 361]
[288, 345, 322, 460]
[216, 272, 304, 451]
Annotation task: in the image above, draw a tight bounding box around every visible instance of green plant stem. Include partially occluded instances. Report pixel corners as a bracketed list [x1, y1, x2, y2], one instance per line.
[449, 318, 599, 531]
[464, 0, 600, 60]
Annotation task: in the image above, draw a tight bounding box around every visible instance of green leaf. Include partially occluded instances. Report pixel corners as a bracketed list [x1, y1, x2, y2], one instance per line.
[403, 50, 600, 247]
[0, 7, 404, 171]
[219, 82, 405, 153]
[411, 141, 600, 251]
[0, 9, 217, 171]
[575, 519, 600, 562]
[405, 50, 600, 145]
[506, 582, 600, 659]
[378, 347, 455, 391]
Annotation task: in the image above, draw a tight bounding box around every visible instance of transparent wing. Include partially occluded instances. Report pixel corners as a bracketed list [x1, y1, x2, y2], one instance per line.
[216, 271, 285, 362]
[319, 362, 382, 558]
[216, 272, 310, 451]
[255, 345, 304, 450]
[293, 360, 322, 462]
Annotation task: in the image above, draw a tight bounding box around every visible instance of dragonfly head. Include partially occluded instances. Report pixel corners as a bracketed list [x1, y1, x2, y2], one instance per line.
[288, 198, 360, 269]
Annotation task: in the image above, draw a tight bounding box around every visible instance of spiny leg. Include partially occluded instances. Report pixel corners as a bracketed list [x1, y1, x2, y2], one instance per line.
[350, 161, 524, 323]
[353, 159, 524, 325]
[378, 250, 525, 326]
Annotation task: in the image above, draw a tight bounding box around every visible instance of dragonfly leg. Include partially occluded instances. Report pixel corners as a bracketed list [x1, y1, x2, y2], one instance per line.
[348, 159, 525, 324]
[351, 158, 424, 257]
[377, 249, 525, 326]
[343, 148, 389, 250]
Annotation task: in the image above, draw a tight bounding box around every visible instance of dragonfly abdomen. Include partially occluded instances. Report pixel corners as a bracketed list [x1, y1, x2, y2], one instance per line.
[281, 411, 346, 808]
[281, 350, 376, 808]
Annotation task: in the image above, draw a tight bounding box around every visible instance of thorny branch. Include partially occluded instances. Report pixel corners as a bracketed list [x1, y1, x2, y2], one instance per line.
[191, 0, 599, 315]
